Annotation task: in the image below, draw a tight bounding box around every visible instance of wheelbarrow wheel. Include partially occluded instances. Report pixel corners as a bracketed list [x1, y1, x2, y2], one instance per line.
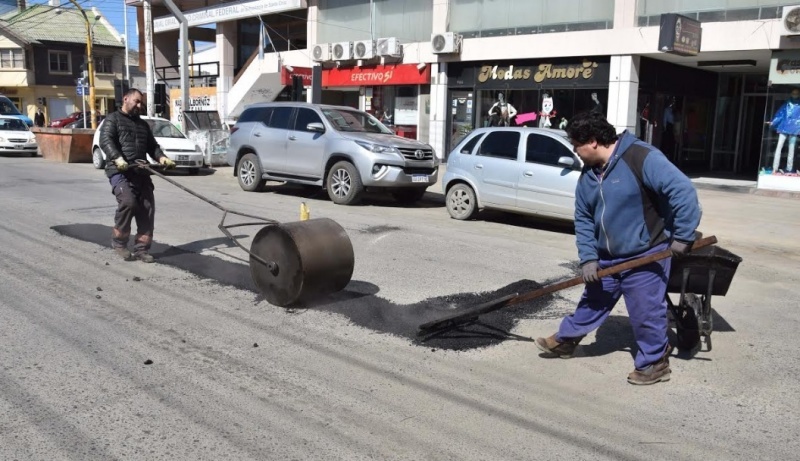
[674, 293, 702, 351]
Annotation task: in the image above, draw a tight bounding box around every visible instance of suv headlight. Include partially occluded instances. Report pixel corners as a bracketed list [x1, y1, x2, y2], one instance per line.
[355, 140, 401, 157]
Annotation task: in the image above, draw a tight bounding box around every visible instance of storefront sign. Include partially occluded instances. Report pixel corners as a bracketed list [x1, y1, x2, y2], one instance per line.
[770, 50, 800, 84]
[323, 64, 431, 87]
[280, 66, 312, 86]
[448, 58, 609, 89]
[154, 0, 304, 33]
[169, 87, 217, 127]
[658, 14, 702, 56]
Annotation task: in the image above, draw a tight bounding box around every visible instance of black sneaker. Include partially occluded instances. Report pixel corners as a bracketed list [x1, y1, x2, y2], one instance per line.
[134, 252, 155, 263]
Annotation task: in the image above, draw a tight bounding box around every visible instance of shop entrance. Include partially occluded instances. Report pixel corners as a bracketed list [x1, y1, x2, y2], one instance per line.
[321, 90, 359, 109]
[447, 90, 474, 158]
[737, 94, 767, 177]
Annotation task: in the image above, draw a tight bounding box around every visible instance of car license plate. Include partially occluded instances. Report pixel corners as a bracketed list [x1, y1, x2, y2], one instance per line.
[14, 144, 23, 149]
[177, 155, 188, 160]
[411, 175, 428, 183]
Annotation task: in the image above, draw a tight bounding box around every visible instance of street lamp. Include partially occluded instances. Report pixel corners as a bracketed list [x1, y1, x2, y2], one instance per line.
[68, 0, 99, 129]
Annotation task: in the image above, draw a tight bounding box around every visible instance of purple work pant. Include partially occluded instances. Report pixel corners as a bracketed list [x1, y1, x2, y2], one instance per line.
[110, 173, 155, 254]
[557, 242, 671, 370]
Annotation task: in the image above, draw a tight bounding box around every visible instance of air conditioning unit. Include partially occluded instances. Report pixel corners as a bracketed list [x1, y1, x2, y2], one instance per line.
[311, 43, 331, 62]
[376, 37, 402, 58]
[782, 5, 800, 35]
[431, 32, 462, 54]
[353, 40, 375, 60]
[332, 41, 353, 60]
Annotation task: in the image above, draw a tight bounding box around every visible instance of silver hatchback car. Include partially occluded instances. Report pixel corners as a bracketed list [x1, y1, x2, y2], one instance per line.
[443, 127, 583, 221]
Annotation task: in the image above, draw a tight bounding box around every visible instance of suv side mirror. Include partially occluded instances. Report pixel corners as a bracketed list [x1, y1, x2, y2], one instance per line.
[307, 122, 325, 133]
[557, 156, 576, 168]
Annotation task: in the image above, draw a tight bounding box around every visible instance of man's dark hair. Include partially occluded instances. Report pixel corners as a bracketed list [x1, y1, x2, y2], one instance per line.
[123, 88, 142, 98]
[565, 111, 618, 146]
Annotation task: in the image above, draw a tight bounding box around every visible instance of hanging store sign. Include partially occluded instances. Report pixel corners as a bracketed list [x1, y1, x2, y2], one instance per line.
[658, 14, 702, 56]
[770, 50, 800, 85]
[323, 64, 431, 87]
[154, 0, 305, 33]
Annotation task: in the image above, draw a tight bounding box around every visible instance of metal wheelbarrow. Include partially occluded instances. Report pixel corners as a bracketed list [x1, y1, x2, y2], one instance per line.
[135, 161, 355, 307]
[667, 244, 743, 352]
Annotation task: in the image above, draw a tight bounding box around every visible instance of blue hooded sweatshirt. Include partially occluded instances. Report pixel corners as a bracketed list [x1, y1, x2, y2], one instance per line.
[574, 131, 702, 265]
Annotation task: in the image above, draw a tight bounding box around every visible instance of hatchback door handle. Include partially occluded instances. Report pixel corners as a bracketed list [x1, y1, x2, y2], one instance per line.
[474, 164, 483, 169]
[253, 132, 262, 137]
[288, 135, 297, 141]
[523, 171, 534, 177]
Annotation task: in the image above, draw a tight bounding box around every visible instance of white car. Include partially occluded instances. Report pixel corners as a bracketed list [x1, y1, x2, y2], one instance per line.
[92, 116, 205, 174]
[0, 115, 37, 156]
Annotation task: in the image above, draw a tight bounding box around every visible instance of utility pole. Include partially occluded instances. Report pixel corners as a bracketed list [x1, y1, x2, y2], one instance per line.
[123, 0, 130, 83]
[144, 0, 155, 117]
[68, 0, 97, 129]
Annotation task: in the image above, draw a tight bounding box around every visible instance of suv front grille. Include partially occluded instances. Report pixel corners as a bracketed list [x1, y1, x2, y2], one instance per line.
[398, 148, 433, 161]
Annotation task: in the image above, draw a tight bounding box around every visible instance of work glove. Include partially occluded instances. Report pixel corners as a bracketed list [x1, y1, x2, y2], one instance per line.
[114, 157, 129, 172]
[581, 261, 600, 284]
[159, 156, 176, 170]
[670, 240, 693, 258]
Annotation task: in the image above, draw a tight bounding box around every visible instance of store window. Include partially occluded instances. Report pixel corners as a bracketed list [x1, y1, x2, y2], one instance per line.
[477, 89, 607, 130]
[761, 85, 800, 176]
[0, 49, 24, 69]
[637, 0, 785, 26]
[318, 0, 432, 43]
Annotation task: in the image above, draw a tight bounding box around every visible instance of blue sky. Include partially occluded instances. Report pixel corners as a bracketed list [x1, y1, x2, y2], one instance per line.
[30, 0, 139, 50]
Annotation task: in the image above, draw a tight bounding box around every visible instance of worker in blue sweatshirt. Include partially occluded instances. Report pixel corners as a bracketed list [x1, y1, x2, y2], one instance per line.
[536, 111, 702, 385]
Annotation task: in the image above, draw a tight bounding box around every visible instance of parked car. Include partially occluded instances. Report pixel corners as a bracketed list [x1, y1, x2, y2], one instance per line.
[443, 126, 583, 222]
[0, 95, 33, 127]
[227, 102, 438, 205]
[50, 111, 88, 128]
[64, 114, 106, 129]
[0, 115, 37, 156]
[91, 116, 205, 174]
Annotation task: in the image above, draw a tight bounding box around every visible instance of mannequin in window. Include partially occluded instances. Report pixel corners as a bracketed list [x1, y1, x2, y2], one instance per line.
[768, 88, 800, 174]
[590, 92, 604, 115]
[488, 93, 517, 127]
[539, 93, 556, 128]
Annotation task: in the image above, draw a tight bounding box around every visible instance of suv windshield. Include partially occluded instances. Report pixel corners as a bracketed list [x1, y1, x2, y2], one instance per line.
[146, 119, 186, 138]
[322, 108, 392, 134]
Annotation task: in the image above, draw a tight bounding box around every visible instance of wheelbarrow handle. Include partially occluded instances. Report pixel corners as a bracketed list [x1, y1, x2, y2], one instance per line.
[418, 235, 718, 333]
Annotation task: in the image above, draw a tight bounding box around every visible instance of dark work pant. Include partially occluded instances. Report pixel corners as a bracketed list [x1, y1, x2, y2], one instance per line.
[556, 242, 671, 370]
[110, 173, 155, 254]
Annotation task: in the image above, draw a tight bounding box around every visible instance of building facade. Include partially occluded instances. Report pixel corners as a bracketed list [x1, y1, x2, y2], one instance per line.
[143, 0, 800, 192]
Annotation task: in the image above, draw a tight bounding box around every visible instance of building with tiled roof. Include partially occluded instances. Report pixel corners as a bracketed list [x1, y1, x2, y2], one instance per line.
[0, 1, 126, 123]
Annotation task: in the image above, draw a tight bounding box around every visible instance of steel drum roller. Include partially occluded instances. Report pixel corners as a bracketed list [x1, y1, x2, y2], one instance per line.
[249, 218, 355, 307]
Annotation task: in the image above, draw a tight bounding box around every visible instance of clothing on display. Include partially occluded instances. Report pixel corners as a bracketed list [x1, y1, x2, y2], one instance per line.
[590, 92, 604, 115]
[769, 89, 800, 174]
[488, 93, 517, 127]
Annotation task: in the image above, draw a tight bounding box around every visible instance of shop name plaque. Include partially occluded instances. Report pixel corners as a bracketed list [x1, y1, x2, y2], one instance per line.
[477, 61, 600, 84]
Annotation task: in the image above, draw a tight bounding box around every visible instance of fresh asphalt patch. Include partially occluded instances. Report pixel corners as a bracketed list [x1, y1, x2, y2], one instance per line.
[52, 223, 571, 351]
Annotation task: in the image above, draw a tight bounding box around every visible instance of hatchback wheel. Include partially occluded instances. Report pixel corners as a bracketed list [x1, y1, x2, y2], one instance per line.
[326, 161, 364, 205]
[446, 183, 478, 220]
[92, 147, 105, 169]
[237, 153, 266, 192]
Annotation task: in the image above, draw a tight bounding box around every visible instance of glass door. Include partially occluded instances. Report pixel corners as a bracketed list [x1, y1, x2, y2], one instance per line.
[447, 90, 474, 158]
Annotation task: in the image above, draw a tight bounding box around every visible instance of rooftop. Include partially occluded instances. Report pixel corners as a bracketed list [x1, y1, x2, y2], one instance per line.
[2, 5, 123, 48]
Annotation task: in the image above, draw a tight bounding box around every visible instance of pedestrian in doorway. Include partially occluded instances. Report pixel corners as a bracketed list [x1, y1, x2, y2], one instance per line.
[34, 108, 45, 127]
[535, 111, 702, 385]
[99, 88, 176, 263]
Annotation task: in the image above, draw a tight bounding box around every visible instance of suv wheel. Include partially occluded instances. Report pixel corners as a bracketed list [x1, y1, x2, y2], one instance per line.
[237, 153, 266, 192]
[392, 187, 427, 204]
[326, 161, 364, 205]
[92, 147, 105, 169]
[446, 183, 478, 220]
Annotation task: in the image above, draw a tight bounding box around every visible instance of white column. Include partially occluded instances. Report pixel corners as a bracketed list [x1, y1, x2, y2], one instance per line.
[307, 2, 319, 102]
[607, 55, 639, 134]
[613, 0, 638, 29]
[216, 21, 236, 122]
[429, 62, 448, 161]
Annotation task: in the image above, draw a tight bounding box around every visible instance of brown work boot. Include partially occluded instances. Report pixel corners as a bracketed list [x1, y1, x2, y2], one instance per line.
[134, 252, 155, 263]
[114, 247, 133, 261]
[627, 345, 674, 385]
[535, 334, 583, 359]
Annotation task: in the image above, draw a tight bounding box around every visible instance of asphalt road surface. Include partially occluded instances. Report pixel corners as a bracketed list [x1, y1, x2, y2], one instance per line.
[1, 156, 799, 460]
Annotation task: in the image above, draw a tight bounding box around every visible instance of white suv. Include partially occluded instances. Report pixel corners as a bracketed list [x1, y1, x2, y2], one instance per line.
[227, 102, 438, 205]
